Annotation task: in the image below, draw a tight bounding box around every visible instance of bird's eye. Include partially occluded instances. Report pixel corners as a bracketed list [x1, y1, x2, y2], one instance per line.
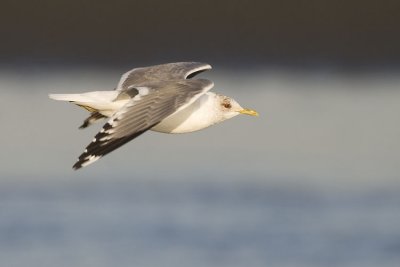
[222, 102, 232, 109]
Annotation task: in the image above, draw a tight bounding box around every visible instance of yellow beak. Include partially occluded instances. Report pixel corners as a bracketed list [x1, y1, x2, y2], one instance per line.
[238, 108, 259, 116]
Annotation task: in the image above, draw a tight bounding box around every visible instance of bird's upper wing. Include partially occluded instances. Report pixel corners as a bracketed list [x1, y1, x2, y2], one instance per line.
[73, 79, 214, 169]
[116, 62, 211, 90]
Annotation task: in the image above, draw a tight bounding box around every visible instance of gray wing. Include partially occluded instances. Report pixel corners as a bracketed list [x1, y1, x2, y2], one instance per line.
[73, 79, 214, 169]
[116, 62, 212, 90]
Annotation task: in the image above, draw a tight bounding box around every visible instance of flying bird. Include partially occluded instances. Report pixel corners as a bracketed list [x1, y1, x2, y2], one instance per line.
[49, 62, 258, 169]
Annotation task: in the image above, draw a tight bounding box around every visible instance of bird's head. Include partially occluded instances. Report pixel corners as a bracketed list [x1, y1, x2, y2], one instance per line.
[216, 94, 259, 120]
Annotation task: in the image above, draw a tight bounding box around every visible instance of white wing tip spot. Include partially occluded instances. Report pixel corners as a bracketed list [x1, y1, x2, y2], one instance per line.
[100, 136, 111, 141]
[81, 155, 101, 167]
[137, 87, 150, 96]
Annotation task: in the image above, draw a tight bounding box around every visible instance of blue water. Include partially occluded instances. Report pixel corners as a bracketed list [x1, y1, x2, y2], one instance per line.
[1, 179, 399, 267]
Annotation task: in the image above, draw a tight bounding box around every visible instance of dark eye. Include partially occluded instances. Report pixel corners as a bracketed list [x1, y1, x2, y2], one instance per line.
[223, 102, 232, 109]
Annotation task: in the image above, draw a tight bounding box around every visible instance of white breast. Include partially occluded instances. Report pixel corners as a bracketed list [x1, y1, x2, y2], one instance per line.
[151, 92, 221, 133]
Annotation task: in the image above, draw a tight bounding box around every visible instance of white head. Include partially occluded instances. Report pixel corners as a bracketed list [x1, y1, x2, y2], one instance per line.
[151, 92, 258, 134]
[215, 94, 259, 121]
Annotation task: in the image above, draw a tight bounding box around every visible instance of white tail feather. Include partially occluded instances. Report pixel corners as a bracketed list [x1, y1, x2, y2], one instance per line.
[49, 93, 79, 102]
[49, 91, 119, 102]
[49, 91, 128, 117]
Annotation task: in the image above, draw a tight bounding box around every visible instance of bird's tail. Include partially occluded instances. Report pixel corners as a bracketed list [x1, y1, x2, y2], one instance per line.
[49, 93, 83, 102]
[49, 91, 121, 110]
[49, 91, 118, 103]
[49, 91, 121, 128]
[49, 93, 102, 113]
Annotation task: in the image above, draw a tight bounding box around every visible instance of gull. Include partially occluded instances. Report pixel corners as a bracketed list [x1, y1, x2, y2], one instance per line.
[49, 62, 258, 169]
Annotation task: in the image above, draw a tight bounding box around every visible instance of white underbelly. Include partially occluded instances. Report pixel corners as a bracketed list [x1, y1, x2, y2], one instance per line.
[151, 94, 216, 134]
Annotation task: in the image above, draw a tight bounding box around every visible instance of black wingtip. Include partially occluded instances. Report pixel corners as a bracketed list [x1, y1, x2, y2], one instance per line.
[72, 161, 82, 170]
[79, 122, 89, 129]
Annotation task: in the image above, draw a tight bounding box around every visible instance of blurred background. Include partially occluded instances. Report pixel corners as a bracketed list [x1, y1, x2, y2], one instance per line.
[1, 1, 400, 266]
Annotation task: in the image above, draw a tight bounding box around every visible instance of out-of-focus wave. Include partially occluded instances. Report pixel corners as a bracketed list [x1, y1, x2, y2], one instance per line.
[0, 180, 399, 267]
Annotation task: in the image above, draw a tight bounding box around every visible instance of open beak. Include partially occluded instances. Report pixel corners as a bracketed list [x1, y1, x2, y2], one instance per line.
[238, 108, 259, 116]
